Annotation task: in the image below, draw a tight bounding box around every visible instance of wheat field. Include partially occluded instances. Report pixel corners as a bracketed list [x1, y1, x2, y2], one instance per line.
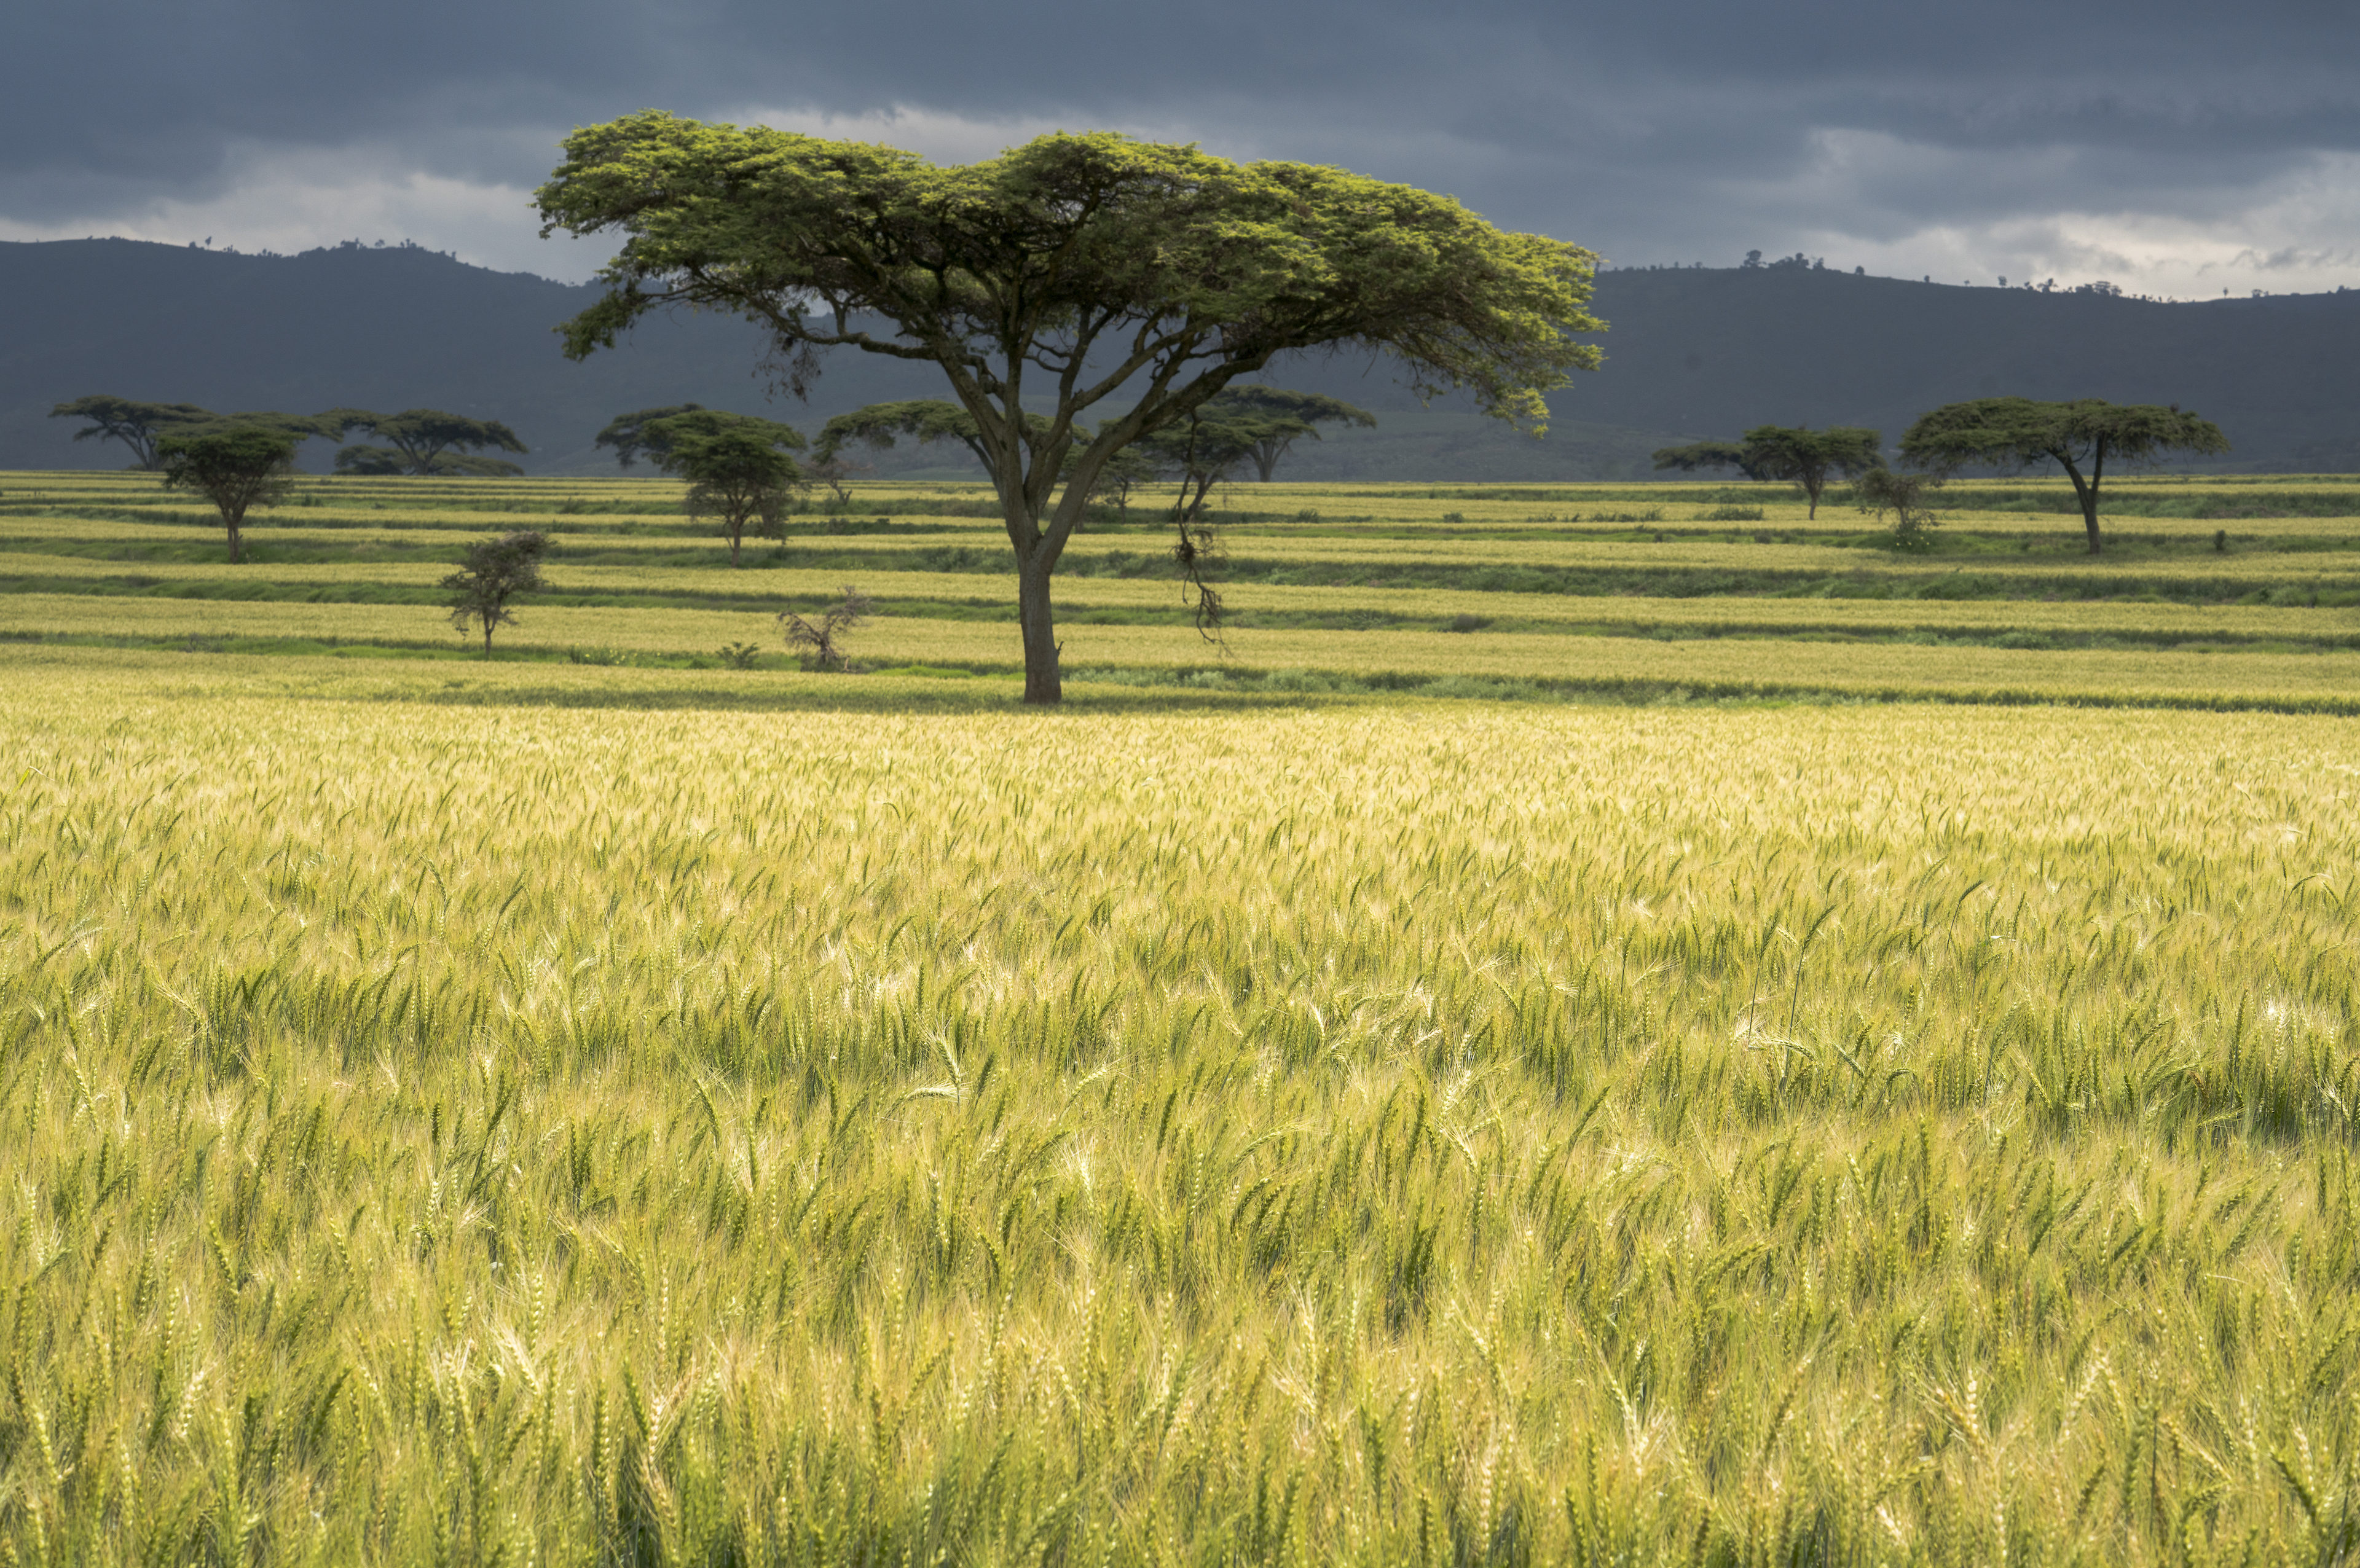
[6, 653, 2360, 1564]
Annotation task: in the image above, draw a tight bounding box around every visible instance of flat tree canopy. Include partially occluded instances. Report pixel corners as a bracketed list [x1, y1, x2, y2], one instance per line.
[1651, 439, 1764, 480]
[156, 425, 301, 562]
[595, 404, 706, 470]
[1736, 426, 1884, 519]
[1900, 397, 2229, 555]
[537, 114, 1601, 704]
[54, 397, 334, 470]
[328, 409, 528, 477]
[52, 396, 220, 470]
[1206, 386, 1377, 480]
[814, 401, 1063, 476]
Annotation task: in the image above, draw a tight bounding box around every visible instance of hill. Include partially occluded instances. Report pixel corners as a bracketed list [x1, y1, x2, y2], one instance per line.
[3, 238, 2355, 477]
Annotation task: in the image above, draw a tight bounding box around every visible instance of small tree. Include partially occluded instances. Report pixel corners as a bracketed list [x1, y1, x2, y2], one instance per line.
[645, 412, 808, 565]
[1062, 445, 1156, 518]
[1854, 469, 1945, 549]
[155, 425, 301, 562]
[442, 530, 549, 655]
[1900, 397, 2230, 555]
[1737, 426, 1884, 519]
[594, 404, 704, 469]
[779, 586, 870, 670]
[804, 454, 868, 504]
[327, 408, 529, 476]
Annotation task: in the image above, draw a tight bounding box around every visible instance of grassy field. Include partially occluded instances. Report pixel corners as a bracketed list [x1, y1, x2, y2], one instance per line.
[4, 469, 2360, 1564]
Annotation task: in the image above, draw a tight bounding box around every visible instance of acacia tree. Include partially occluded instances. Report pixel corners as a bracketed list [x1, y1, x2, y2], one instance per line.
[1205, 386, 1377, 480]
[594, 404, 705, 469]
[1900, 397, 2230, 555]
[1135, 406, 1313, 633]
[646, 411, 808, 565]
[814, 400, 1062, 473]
[1736, 426, 1883, 518]
[1651, 440, 1768, 480]
[51, 396, 220, 469]
[442, 531, 548, 655]
[155, 425, 301, 562]
[328, 409, 529, 476]
[537, 115, 1600, 704]
[55, 397, 334, 469]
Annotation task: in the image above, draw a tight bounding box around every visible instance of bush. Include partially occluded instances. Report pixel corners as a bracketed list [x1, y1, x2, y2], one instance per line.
[1701, 505, 1764, 522]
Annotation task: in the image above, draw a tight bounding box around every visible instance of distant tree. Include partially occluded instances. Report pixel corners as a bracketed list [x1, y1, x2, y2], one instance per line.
[53, 397, 332, 470]
[1133, 407, 1313, 635]
[334, 446, 525, 477]
[779, 585, 870, 671]
[1138, 406, 1312, 525]
[645, 412, 808, 566]
[1737, 426, 1885, 519]
[156, 425, 301, 563]
[1899, 398, 2230, 555]
[1062, 445, 1156, 517]
[804, 455, 870, 504]
[814, 400, 1059, 472]
[1651, 439, 1769, 480]
[326, 409, 527, 476]
[538, 115, 1600, 704]
[52, 396, 219, 469]
[1204, 386, 1377, 479]
[1854, 468, 1945, 548]
[594, 404, 704, 469]
[442, 530, 549, 654]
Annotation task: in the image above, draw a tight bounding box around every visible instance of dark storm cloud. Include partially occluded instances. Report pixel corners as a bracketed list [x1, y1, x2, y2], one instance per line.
[7, 0, 2357, 285]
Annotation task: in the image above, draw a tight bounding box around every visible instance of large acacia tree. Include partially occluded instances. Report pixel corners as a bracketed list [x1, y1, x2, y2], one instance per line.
[1900, 398, 2228, 555]
[537, 114, 1601, 704]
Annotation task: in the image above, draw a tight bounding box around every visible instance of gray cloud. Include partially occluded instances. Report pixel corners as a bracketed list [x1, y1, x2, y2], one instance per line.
[7, 0, 2359, 296]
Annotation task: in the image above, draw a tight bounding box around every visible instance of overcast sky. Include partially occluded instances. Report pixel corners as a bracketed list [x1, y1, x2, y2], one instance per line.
[6, 0, 2356, 300]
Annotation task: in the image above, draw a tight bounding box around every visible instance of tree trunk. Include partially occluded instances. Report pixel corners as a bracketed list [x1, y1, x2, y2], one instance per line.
[728, 523, 741, 568]
[483, 624, 494, 657]
[227, 523, 242, 564]
[1018, 561, 1062, 705]
[2058, 457, 2102, 555]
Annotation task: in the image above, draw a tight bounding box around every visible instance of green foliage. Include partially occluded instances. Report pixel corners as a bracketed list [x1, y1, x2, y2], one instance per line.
[1652, 439, 1761, 479]
[1737, 425, 1885, 517]
[328, 407, 528, 477]
[1855, 468, 1946, 549]
[645, 414, 808, 566]
[1206, 386, 1377, 480]
[334, 444, 524, 477]
[815, 401, 1020, 471]
[537, 113, 1602, 703]
[441, 529, 549, 654]
[50, 394, 221, 469]
[595, 403, 706, 470]
[155, 425, 302, 562]
[1901, 397, 2232, 554]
